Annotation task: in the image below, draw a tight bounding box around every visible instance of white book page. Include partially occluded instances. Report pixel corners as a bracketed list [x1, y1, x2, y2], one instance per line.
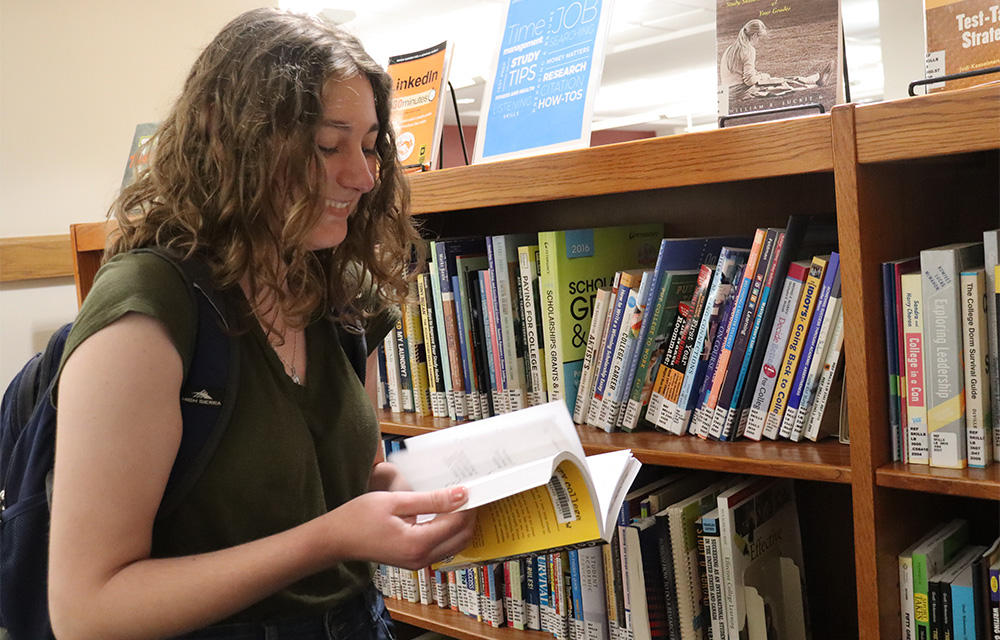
[390, 401, 585, 496]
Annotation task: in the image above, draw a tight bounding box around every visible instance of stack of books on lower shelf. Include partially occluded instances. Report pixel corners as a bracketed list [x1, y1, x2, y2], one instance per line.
[376, 217, 845, 444]
[379, 416, 812, 640]
[882, 229, 1000, 469]
[897, 520, 1000, 640]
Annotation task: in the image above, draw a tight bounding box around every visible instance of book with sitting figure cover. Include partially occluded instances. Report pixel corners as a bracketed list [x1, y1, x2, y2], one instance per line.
[389, 401, 642, 569]
[716, 0, 842, 124]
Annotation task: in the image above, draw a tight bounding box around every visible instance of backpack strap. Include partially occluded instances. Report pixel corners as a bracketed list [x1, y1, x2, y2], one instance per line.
[131, 249, 240, 521]
[337, 325, 367, 384]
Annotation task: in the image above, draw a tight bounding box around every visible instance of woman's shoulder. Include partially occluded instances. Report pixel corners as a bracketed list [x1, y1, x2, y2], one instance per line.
[67, 250, 200, 374]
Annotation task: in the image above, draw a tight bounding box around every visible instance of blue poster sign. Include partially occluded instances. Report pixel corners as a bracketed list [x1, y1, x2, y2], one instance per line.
[473, 0, 614, 164]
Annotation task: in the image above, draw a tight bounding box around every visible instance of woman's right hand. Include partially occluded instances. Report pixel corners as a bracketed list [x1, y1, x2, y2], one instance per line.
[325, 487, 477, 570]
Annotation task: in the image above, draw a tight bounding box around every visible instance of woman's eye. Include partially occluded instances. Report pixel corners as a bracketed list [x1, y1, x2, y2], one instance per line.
[318, 145, 338, 155]
[362, 147, 377, 157]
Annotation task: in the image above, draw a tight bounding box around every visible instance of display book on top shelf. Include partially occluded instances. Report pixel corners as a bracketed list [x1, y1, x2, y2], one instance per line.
[374, 84, 999, 640]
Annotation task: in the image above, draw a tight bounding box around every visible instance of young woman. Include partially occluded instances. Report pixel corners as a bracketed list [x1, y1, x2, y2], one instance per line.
[50, 9, 475, 640]
[720, 19, 773, 95]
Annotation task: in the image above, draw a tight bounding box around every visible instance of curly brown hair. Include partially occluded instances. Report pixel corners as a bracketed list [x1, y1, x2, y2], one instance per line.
[108, 8, 422, 333]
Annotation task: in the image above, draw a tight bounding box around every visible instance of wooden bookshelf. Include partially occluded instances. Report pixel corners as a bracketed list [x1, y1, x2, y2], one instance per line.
[374, 85, 999, 640]
[50, 85, 997, 640]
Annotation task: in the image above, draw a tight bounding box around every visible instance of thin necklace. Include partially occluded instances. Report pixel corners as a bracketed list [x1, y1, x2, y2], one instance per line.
[274, 330, 302, 385]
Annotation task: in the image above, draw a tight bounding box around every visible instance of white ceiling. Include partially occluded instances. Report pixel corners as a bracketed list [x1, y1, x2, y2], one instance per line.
[283, 0, 884, 137]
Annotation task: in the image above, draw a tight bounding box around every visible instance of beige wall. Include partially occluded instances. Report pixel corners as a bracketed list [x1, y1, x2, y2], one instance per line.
[0, 0, 269, 385]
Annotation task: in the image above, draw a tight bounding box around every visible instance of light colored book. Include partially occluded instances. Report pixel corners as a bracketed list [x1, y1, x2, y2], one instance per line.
[587, 272, 623, 428]
[717, 478, 808, 640]
[574, 286, 613, 424]
[602, 269, 653, 429]
[803, 305, 846, 442]
[387, 41, 453, 170]
[417, 273, 449, 417]
[519, 244, 548, 406]
[744, 261, 810, 440]
[538, 224, 663, 414]
[402, 282, 432, 416]
[488, 233, 538, 413]
[924, 0, 1000, 92]
[983, 229, 999, 459]
[763, 255, 828, 440]
[961, 267, 993, 467]
[783, 253, 840, 441]
[390, 401, 641, 569]
[591, 269, 646, 431]
[921, 241, 984, 469]
[912, 518, 971, 640]
[790, 264, 842, 442]
[900, 271, 930, 464]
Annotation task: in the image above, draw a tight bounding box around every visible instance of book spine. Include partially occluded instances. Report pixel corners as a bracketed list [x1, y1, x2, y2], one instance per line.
[579, 545, 609, 640]
[539, 233, 565, 407]
[703, 228, 766, 438]
[700, 514, 726, 640]
[599, 272, 649, 429]
[653, 515, 681, 640]
[587, 276, 622, 427]
[744, 263, 807, 440]
[483, 256, 509, 414]
[429, 244, 457, 419]
[575, 287, 612, 423]
[983, 229, 1000, 459]
[922, 244, 982, 469]
[790, 267, 843, 441]
[374, 343, 388, 409]
[646, 299, 693, 430]
[590, 272, 633, 430]
[539, 554, 553, 633]
[466, 270, 495, 418]
[383, 325, 402, 413]
[804, 306, 846, 441]
[417, 273, 449, 417]
[569, 551, 586, 640]
[438, 253, 469, 419]
[514, 273, 536, 408]
[520, 245, 548, 406]
[493, 236, 530, 411]
[396, 315, 414, 412]
[610, 271, 652, 429]
[478, 270, 501, 415]
[403, 288, 432, 416]
[714, 229, 779, 440]
[902, 552, 917, 640]
[730, 230, 788, 439]
[763, 256, 825, 439]
[526, 556, 541, 630]
[690, 274, 742, 439]
[900, 271, 931, 463]
[961, 269, 993, 467]
[780, 253, 837, 438]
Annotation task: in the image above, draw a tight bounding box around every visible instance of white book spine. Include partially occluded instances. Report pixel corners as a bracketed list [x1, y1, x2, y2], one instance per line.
[609, 272, 652, 429]
[384, 330, 402, 413]
[901, 272, 930, 463]
[983, 229, 1000, 458]
[520, 246, 549, 406]
[922, 243, 982, 469]
[575, 288, 612, 424]
[790, 295, 842, 441]
[899, 554, 915, 640]
[804, 308, 846, 441]
[961, 269, 993, 467]
[744, 271, 805, 440]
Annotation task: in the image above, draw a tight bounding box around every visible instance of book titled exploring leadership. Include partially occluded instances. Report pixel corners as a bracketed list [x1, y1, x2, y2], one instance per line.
[389, 401, 642, 570]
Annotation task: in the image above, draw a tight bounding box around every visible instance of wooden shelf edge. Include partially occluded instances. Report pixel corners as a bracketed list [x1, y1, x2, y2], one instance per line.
[409, 114, 833, 214]
[379, 411, 851, 485]
[854, 84, 1000, 163]
[386, 598, 550, 640]
[875, 461, 1000, 499]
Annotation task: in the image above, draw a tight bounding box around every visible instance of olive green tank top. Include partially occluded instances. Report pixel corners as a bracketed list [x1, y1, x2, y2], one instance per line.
[57, 251, 398, 624]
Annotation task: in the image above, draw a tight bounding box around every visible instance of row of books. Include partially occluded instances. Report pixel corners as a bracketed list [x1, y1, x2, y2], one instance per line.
[898, 519, 1000, 640]
[883, 230, 1000, 469]
[377, 454, 811, 640]
[375, 217, 844, 443]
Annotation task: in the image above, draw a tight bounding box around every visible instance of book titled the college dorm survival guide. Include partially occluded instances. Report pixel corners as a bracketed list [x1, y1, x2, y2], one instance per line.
[389, 401, 642, 569]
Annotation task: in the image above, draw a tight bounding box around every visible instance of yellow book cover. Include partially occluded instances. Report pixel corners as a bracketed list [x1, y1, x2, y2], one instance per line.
[387, 41, 453, 171]
[388, 401, 641, 570]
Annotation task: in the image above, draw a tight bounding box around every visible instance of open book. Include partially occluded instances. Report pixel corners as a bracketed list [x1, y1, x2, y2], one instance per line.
[389, 401, 642, 569]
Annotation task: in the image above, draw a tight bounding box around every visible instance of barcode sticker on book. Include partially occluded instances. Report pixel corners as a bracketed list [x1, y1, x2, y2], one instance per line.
[545, 468, 577, 524]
